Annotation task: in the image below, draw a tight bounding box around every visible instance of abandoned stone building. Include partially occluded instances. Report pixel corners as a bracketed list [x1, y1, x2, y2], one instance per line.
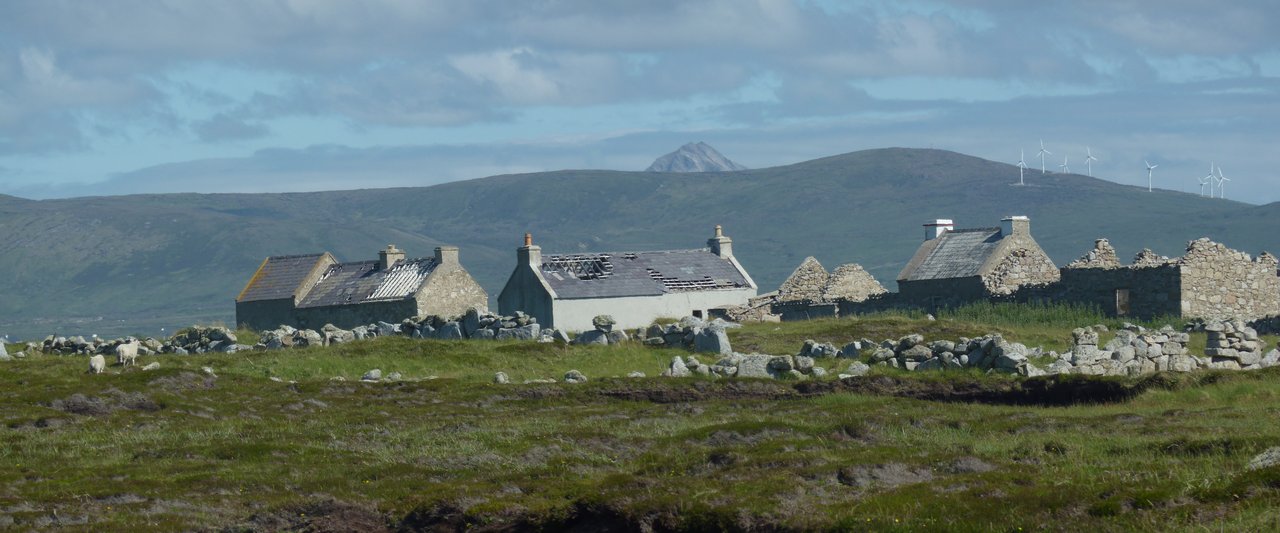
[1046, 237, 1280, 320]
[497, 226, 757, 331]
[896, 216, 1061, 306]
[235, 244, 488, 331]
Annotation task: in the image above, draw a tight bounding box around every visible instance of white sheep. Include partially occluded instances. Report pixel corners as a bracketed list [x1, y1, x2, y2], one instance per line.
[88, 354, 106, 374]
[115, 341, 139, 366]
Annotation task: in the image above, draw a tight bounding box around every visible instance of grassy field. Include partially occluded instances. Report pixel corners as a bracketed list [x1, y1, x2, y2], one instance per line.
[2, 308, 1280, 531]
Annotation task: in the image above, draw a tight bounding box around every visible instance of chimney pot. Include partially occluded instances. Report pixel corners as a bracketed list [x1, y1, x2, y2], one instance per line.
[924, 219, 954, 241]
[524, 232, 532, 247]
[1001, 215, 1030, 237]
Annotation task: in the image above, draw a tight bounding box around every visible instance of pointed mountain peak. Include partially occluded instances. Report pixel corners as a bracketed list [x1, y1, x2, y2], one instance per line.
[645, 142, 748, 172]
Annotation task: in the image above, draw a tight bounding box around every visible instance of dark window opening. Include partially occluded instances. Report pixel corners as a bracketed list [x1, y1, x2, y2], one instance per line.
[1116, 288, 1131, 316]
[692, 310, 704, 319]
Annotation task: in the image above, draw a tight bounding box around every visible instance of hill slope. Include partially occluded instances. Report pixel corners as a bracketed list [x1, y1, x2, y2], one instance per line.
[1, 148, 1275, 338]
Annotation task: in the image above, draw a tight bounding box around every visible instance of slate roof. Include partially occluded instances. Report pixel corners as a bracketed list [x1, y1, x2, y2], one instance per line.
[901, 228, 1003, 281]
[297, 257, 439, 308]
[237, 254, 327, 302]
[539, 249, 751, 299]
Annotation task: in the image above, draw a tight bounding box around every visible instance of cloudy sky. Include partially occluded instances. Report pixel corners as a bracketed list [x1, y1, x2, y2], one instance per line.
[2, 1, 1278, 201]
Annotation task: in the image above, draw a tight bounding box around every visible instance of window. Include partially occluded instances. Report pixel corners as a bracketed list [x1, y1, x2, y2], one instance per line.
[692, 310, 704, 319]
[1115, 289, 1131, 316]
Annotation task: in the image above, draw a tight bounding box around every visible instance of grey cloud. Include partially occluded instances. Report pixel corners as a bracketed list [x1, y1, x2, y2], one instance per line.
[192, 113, 269, 142]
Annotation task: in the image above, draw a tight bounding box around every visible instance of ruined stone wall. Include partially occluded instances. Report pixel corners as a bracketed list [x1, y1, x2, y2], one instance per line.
[896, 276, 987, 309]
[293, 300, 420, 330]
[823, 264, 887, 302]
[776, 256, 828, 302]
[235, 298, 297, 331]
[1048, 265, 1183, 319]
[982, 247, 1061, 296]
[417, 265, 489, 318]
[1178, 239, 1280, 321]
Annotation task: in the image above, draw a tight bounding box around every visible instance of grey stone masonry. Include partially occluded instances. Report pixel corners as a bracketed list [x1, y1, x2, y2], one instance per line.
[1066, 239, 1121, 269]
[777, 256, 829, 302]
[822, 264, 887, 302]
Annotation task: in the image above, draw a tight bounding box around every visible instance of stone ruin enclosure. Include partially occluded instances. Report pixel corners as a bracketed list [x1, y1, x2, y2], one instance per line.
[1047, 237, 1280, 321]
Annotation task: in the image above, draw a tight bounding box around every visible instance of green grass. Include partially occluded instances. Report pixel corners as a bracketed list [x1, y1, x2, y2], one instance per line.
[2, 315, 1280, 530]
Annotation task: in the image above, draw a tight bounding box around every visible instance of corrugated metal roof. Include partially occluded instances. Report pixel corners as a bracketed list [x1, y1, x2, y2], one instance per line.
[297, 257, 438, 308]
[903, 228, 1003, 281]
[237, 254, 326, 302]
[541, 249, 750, 299]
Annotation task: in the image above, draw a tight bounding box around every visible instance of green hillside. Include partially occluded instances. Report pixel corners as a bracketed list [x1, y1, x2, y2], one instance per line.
[1, 148, 1275, 339]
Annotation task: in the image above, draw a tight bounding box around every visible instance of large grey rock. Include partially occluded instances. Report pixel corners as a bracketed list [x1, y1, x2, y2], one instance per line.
[665, 356, 692, 378]
[1261, 349, 1280, 368]
[493, 372, 510, 384]
[1247, 447, 1280, 470]
[627, 371, 646, 378]
[0, 343, 7, 358]
[463, 308, 483, 338]
[606, 329, 630, 344]
[434, 322, 464, 340]
[897, 334, 925, 351]
[800, 340, 838, 358]
[361, 369, 382, 382]
[496, 323, 540, 341]
[592, 315, 616, 333]
[839, 361, 871, 378]
[573, 330, 609, 346]
[735, 354, 773, 378]
[564, 369, 588, 384]
[900, 344, 933, 362]
[838, 341, 863, 359]
[794, 355, 815, 373]
[1072, 327, 1099, 346]
[694, 328, 732, 355]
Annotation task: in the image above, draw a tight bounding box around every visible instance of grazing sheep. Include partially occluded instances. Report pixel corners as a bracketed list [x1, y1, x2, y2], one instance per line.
[115, 342, 139, 366]
[88, 355, 106, 374]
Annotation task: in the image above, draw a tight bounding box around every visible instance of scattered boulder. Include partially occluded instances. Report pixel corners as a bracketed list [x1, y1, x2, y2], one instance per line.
[361, 369, 382, 382]
[1247, 447, 1280, 471]
[563, 370, 588, 384]
[592, 315, 616, 333]
[494, 372, 510, 384]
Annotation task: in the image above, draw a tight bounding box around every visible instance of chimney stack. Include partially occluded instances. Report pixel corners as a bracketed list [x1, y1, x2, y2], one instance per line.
[517, 232, 542, 266]
[708, 224, 733, 258]
[378, 244, 405, 270]
[1001, 215, 1030, 238]
[434, 245, 459, 266]
[923, 219, 954, 241]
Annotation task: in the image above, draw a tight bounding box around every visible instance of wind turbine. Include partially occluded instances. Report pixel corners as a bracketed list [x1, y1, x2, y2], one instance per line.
[1059, 155, 1069, 174]
[1216, 166, 1230, 199]
[1201, 162, 1216, 197]
[1085, 147, 1098, 177]
[1016, 148, 1028, 185]
[1037, 139, 1051, 174]
[1144, 160, 1158, 192]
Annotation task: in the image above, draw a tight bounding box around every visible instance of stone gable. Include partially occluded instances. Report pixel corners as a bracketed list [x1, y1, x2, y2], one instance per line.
[777, 256, 829, 302]
[1066, 239, 1121, 269]
[823, 263, 887, 302]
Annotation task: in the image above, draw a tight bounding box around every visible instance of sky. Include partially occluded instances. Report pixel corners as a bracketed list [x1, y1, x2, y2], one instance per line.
[1, 1, 1278, 202]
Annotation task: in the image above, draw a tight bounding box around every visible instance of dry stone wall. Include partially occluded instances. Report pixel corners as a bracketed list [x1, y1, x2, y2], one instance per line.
[1178, 239, 1280, 321]
[823, 264, 887, 301]
[776, 256, 829, 302]
[982, 247, 1060, 296]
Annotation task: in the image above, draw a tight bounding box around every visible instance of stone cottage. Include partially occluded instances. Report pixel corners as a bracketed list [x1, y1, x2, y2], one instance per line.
[235, 244, 488, 331]
[497, 226, 758, 331]
[896, 216, 1060, 307]
[1052, 237, 1280, 320]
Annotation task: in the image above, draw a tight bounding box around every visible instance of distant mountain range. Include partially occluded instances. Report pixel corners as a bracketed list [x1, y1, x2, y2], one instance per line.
[2, 147, 1277, 339]
[646, 142, 747, 172]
